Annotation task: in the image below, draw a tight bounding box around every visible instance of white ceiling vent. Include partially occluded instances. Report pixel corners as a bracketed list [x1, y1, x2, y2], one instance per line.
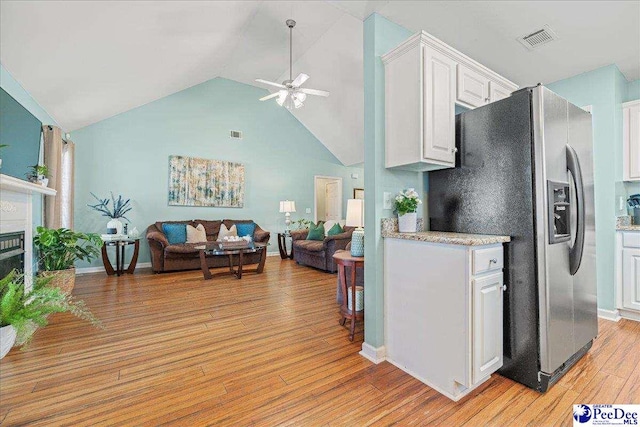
[517, 25, 559, 50]
[229, 130, 243, 140]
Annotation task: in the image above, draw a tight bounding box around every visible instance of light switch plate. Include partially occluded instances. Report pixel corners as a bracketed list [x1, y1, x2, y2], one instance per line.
[305, 208, 311, 214]
[351, 173, 359, 179]
[620, 196, 626, 211]
[383, 192, 393, 210]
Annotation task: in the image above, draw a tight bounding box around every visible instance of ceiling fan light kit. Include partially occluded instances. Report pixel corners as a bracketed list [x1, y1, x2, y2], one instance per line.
[256, 19, 329, 110]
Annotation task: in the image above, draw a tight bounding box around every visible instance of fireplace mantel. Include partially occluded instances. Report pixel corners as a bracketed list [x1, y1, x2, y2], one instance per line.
[0, 174, 56, 196]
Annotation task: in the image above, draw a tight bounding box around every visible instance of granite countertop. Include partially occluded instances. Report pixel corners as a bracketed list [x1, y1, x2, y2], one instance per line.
[616, 216, 640, 231]
[381, 218, 510, 246]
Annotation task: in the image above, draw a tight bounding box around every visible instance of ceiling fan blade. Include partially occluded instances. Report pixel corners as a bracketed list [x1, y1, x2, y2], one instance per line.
[291, 73, 309, 87]
[255, 79, 286, 89]
[259, 92, 280, 101]
[299, 88, 330, 97]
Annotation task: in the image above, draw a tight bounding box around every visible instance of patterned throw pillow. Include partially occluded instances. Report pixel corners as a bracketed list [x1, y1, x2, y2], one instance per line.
[236, 222, 256, 238]
[326, 223, 344, 236]
[306, 222, 325, 241]
[186, 223, 207, 243]
[162, 223, 187, 245]
[217, 224, 238, 241]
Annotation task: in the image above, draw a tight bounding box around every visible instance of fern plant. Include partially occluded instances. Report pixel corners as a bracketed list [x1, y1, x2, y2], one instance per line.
[0, 270, 101, 346]
[88, 192, 132, 220]
[33, 227, 102, 271]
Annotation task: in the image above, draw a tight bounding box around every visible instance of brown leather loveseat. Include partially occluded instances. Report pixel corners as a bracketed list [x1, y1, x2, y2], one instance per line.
[290, 226, 354, 273]
[146, 219, 270, 273]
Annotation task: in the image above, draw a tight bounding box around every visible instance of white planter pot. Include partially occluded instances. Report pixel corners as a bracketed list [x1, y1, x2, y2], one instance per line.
[39, 177, 49, 187]
[398, 212, 417, 233]
[107, 218, 123, 235]
[0, 325, 17, 359]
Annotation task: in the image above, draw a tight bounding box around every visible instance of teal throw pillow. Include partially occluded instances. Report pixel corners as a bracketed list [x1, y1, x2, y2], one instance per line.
[327, 223, 344, 236]
[236, 222, 256, 238]
[306, 222, 325, 241]
[162, 223, 187, 245]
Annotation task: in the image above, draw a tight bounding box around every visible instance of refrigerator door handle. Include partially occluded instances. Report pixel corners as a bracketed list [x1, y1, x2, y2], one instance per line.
[566, 144, 585, 275]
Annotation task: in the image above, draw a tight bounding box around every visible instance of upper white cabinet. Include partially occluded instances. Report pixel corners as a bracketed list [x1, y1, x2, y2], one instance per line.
[623, 100, 640, 181]
[382, 31, 518, 172]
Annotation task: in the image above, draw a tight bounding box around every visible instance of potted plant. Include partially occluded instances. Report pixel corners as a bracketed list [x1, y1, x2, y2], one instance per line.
[88, 192, 132, 235]
[0, 270, 101, 359]
[394, 188, 422, 233]
[33, 227, 102, 294]
[26, 164, 50, 186]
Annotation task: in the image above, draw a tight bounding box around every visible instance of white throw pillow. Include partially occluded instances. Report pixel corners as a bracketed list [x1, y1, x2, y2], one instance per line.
[217, 224, 237, 241]
[186, 223, 207, 243]
[323, 220, 337, 235]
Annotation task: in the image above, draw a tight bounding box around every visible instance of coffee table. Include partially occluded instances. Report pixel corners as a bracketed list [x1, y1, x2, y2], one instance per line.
[195, 241, 268, 280]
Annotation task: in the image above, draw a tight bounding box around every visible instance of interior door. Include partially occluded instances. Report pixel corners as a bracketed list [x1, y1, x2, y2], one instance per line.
[325, 181, 340, 221]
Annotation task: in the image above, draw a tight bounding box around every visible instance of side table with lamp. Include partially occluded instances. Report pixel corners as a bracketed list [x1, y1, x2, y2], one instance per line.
[346, 199, 364, 257]
[278, 200, 296, 259]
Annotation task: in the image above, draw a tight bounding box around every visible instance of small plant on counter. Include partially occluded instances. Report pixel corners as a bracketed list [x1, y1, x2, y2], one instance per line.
[394, 188, 422, 216]
[0, 270, 102, 353]
[88, 192, 132, 220]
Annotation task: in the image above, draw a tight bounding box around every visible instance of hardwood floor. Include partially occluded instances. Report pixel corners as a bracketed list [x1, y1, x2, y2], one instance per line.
[1, 257, 638, 426]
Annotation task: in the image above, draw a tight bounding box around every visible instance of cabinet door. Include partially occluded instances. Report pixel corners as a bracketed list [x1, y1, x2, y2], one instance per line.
[456, 64, 490, 108]
[489, 81, 512, 103]
[624, 104, 640, 181]
[472, 272, 504, 384]
[423, 47, 456, 164]
[622, 248, 640, 311]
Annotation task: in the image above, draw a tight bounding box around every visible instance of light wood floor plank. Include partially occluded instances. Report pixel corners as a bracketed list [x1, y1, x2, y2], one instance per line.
[0, 258, 638, 426]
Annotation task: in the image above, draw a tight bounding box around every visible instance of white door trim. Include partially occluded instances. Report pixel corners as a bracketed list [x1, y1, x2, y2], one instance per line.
[314, 175, 343, 223]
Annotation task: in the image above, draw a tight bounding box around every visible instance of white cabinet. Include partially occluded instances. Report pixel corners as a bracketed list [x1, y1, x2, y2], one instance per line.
[384, 238, 506, 401]
[472, 273, 504, 383]
[616, 231, 640, 320]
[457, 64, 490, 108]
[623, 100, 640, 181]
[382, 31, 518, 172]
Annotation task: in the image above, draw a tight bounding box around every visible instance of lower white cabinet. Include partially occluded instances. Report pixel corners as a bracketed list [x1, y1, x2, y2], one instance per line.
[384, 238, 505, 401]
[616, 231, 640, 320]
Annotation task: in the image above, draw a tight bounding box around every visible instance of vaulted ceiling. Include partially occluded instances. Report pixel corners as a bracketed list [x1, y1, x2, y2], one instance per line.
[1, 1, 638, 166]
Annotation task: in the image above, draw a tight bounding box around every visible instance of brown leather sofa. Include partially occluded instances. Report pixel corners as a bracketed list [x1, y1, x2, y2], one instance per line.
[146, 219, 270, 273]
[290, 226, 354, 273]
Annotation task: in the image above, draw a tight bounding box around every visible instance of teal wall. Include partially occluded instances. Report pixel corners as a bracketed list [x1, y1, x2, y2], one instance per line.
[363, 14, 423, 348]
[71, 77, 364, 267]
[0, 64, 59, 272]
[626, 79, 640, 103]
[547, 65, 627, 311]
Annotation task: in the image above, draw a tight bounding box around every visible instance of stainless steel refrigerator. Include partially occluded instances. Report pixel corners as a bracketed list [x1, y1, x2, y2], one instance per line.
[429, 85, 598, 392]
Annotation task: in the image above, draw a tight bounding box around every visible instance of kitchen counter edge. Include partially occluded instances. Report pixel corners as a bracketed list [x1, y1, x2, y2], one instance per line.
[381, 230, 511, 246]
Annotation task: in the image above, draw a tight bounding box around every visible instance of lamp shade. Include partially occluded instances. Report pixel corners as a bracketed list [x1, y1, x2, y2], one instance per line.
[345, 199, 364, 228]
[279, 200, 296, 213]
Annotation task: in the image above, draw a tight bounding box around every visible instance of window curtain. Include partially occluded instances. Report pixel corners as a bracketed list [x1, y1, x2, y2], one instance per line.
[43, 125, 75, 229]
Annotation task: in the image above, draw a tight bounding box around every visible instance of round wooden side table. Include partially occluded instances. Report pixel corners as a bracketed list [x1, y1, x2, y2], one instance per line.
[101, 237, 140, 276]
[277, 232, 294, 260]
[333, 250, 365, 341]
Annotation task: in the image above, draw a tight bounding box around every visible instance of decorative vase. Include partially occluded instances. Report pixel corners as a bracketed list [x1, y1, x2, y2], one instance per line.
[107, 218, 123, 235]
[350, 228, 364, 257]
[398, 212, 417, 233]
[0, 325, 17, 359]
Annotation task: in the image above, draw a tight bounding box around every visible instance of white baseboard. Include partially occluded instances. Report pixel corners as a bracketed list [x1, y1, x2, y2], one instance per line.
[359, 342, 386, 364]
[618, 308, 640, 322]
[597, 308, 621, 322]
[266, 251, 281, 257]
[76, 262, 152, 275]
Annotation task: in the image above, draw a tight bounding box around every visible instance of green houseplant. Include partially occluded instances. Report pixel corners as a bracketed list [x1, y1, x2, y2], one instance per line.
[0, 270, 101, 358]
[88, 192, 132, 235]
[33, 227, 102, 294]
[26, 164, 50, 186]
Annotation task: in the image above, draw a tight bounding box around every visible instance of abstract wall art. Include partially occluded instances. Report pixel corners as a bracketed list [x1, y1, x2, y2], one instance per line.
[168, 155, 245, 207]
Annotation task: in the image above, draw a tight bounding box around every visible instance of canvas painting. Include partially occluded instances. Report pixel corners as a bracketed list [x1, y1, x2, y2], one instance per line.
[168, 155, 245, 207]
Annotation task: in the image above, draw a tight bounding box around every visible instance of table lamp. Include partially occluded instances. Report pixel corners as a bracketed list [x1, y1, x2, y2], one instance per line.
[346, 199, 364, 257]
[279, 200, 296, 232]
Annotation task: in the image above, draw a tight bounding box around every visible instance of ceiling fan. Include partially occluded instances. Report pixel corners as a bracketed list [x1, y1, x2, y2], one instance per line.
[255, 19, 329, 110]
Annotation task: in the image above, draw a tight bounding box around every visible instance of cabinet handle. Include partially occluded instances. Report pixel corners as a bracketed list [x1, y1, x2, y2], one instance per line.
[451, 147, 458, 153]
[489, 258, 498, 264]
[502, 285, 507, 291]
